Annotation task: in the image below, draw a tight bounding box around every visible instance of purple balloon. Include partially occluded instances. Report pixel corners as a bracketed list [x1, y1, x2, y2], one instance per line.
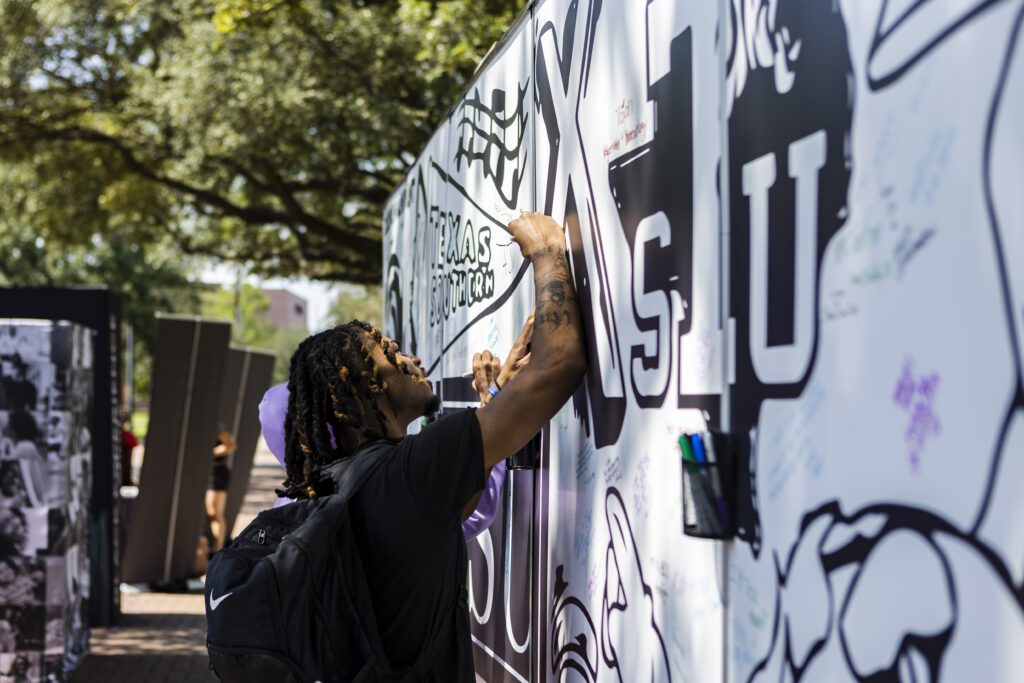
[259, 383, 337, 471]
[462, 460, 507, 541]
[258, 383, 293, 508]
[257, 382, 506, 532]
[258, 382, 290, 469]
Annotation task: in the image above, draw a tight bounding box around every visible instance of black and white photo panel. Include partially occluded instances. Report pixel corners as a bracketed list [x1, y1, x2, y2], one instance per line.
[0, 559, 44, 608]
[0, 652, 43, 683]
[0, 320, 92, 680]
[0, 325, 50, 367]
[0, 416, 48, 511]
[0, 607, 44, 653]
[43, 608, 62, 658]
[0, 507, 47, 562]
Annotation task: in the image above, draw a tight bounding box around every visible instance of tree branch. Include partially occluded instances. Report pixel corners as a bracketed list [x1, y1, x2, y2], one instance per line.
[6, 119, 383, 264]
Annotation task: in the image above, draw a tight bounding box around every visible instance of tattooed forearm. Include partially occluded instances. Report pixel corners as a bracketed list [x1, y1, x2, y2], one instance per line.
[536, 308, 573, 327]
[532, 244, 573, 274]
[540, 279, 567, 305]
[533, 247, 577, 329]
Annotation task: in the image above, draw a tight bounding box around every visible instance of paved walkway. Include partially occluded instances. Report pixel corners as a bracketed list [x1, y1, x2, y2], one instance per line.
[71, 445, 283, 682]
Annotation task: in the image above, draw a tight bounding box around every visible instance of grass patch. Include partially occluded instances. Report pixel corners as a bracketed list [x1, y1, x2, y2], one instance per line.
[131, 411, 149, 442]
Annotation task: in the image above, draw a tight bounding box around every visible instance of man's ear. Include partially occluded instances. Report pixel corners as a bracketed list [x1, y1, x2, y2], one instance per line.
[362, 370, 383, 394]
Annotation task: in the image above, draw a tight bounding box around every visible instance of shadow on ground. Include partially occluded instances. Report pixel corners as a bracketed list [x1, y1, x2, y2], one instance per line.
[71, 594, 212, 681]
[72, 444, 282, 681]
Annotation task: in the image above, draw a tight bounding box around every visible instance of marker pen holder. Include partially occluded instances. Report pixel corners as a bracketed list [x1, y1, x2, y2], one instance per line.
[680, 430, 736, 539]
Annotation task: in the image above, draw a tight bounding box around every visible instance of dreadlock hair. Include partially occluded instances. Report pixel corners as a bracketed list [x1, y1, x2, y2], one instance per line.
[276, 320, 404, 501]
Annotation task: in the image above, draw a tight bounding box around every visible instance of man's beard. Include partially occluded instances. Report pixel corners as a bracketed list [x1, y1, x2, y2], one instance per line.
[422, 393, 441, 417]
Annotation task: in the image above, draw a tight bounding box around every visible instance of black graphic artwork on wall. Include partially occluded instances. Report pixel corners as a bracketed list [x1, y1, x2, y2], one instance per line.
[549, 488, 670, 682]
[863, 0, 1024, 549]
[466, 470, 534, 681]
[454, 85, 530, 211]
[386, 254, 404, 350]
[551, 563, 599, 682]
[537, 0, 720, 448]
[562, 190, 628, 450]
[536, 0, 628, 449]
[747, 501, 1024, 682]
[866, 0, 1008, 90]
[727, 0, 855, 555]
[977, 0, 1024, 542]
[742, 2, 1024, 680]
[397, 164, 435, 360]
[607, 25, 694, 410]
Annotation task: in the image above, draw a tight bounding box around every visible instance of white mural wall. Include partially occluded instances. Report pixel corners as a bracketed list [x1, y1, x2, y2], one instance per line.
[383, 0, 1024, 680]
[727, 0, 1024, 680]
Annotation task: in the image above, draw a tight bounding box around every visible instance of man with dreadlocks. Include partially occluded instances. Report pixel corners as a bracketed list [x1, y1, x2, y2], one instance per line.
[276, 212, 584, 680]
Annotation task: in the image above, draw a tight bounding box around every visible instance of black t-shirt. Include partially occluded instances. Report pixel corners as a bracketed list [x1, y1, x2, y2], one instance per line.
[349, 408, 484, 682]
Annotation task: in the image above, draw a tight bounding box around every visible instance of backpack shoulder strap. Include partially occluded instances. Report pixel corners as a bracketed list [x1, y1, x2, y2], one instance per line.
[324, 440, 397, 502]
[310, 441, 398, 673]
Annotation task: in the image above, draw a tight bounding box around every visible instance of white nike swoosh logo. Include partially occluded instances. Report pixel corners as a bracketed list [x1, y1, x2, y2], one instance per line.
[209, 591, 233, 611]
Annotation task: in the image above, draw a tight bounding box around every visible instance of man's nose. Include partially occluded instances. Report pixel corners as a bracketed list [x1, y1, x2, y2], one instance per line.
[411, 355, 422, 366]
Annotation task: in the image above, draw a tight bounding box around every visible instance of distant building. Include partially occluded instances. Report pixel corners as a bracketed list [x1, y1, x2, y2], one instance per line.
[262, 289, 308, 331]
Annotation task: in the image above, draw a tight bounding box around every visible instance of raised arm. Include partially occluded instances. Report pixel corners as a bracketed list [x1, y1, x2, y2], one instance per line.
[213, 431, 238, 457]
[475, 213, 587, 469]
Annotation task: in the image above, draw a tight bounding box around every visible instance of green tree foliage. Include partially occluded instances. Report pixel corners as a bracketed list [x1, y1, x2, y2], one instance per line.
[198, 282, 276, 347]
[197, 283, 308, 384]
[266, 326, 310, 384]
[0, 0, 526, 285]
[326, 283, 381, 329]
[0, 146, 201, 351]
[0, 137, 200, 403]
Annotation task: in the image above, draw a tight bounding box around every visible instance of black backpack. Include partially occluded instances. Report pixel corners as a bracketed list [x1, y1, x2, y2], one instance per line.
[205, 441, 465, 682]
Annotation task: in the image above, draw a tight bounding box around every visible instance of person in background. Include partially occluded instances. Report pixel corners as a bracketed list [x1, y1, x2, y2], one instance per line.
[205, 427, 237, 553]
[120, 412, 138, 487]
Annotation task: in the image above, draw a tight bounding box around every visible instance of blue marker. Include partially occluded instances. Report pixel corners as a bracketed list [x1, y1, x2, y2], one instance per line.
[701, 431, 731, 529]
[689, 433, 708, 464]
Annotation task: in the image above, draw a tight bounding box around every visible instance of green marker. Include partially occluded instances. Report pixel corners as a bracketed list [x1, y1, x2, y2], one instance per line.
[678, 434, 696, 461]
